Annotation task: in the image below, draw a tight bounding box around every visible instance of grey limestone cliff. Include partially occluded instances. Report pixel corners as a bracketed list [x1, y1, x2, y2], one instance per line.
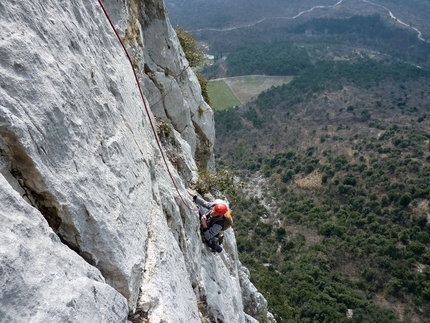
[0, 0, 274, 322]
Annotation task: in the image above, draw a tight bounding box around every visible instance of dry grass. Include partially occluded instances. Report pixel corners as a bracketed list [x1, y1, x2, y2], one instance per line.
[285, 224, 323, 246]
[373, 293, 422, 323]
[294, 170, 323, 189]
[411, 199, 430, 216]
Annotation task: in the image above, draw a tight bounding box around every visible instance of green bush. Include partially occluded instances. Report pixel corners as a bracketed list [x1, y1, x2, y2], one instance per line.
[175, 26, 206, 68]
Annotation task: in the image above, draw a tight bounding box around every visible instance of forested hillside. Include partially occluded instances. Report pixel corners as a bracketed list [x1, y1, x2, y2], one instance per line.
[165, 0, 430, 321]
[212, 46, 430, 322]
[202, 13, 430, 80]
[165, 0, 430, 42]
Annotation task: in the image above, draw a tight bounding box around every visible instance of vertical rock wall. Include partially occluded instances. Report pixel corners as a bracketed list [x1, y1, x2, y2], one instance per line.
[0, 0, 273, 322]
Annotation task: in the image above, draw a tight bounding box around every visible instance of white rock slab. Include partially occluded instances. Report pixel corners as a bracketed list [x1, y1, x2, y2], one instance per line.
[0, 174, 128, 323]
[0, 0, 155, 309]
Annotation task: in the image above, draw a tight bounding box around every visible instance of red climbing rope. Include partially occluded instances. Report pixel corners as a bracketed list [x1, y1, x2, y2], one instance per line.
[96, 0, 198, 211]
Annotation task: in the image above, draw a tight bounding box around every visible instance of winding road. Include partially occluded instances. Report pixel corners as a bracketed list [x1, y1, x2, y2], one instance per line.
[193, 0, 428, 43]
[361, 0, 429, 43]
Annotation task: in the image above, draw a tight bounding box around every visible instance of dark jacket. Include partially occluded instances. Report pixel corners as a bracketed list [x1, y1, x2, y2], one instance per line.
[194, 195, 224, 242]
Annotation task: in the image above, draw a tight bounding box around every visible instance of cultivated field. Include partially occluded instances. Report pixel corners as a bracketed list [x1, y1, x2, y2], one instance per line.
[208, 75, 294, 110]
[207, 80, 241, 111]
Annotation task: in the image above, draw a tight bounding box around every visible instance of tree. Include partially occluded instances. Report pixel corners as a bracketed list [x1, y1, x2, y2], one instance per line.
[175, 26, 206, 68]
[343, 173, 357, 186]
[282, 169, 294, 182]
[276, 227, 287, 241]
[399, 193, 412, 207]
[196, 74, 212, 107]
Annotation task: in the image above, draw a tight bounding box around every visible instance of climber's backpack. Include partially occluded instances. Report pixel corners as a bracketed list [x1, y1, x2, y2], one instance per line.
[212, 209, 233, 231]
[222, 209, 233, 230]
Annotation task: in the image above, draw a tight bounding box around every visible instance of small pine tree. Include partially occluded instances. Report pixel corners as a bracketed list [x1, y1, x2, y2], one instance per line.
[174, 26, 206, 68]
[175, 27, 212, 108]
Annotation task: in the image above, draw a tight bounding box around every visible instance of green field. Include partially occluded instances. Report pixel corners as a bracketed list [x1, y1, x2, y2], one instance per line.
[207, 80, 241, 111]
[208, 75, 293, 111]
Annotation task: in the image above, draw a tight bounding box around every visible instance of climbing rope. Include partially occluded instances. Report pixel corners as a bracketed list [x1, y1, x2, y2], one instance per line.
[96, 0, 198, 211]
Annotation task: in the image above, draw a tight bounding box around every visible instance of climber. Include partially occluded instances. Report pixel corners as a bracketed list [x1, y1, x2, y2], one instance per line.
[187, 190, 228, 253]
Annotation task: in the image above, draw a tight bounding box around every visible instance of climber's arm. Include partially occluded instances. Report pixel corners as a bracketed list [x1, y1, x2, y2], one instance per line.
[193, 195, 215, 210]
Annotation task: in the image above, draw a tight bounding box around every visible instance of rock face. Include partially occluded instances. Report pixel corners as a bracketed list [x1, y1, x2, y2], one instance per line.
[0, 175, 129, 322]
[0, 0, 273, 322]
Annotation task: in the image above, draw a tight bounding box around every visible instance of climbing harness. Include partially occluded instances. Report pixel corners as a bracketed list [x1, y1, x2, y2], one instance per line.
[97, 0, 198, 211]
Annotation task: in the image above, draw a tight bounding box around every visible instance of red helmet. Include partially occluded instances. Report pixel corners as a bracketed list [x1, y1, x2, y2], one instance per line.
[213, 203, 228, 215]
